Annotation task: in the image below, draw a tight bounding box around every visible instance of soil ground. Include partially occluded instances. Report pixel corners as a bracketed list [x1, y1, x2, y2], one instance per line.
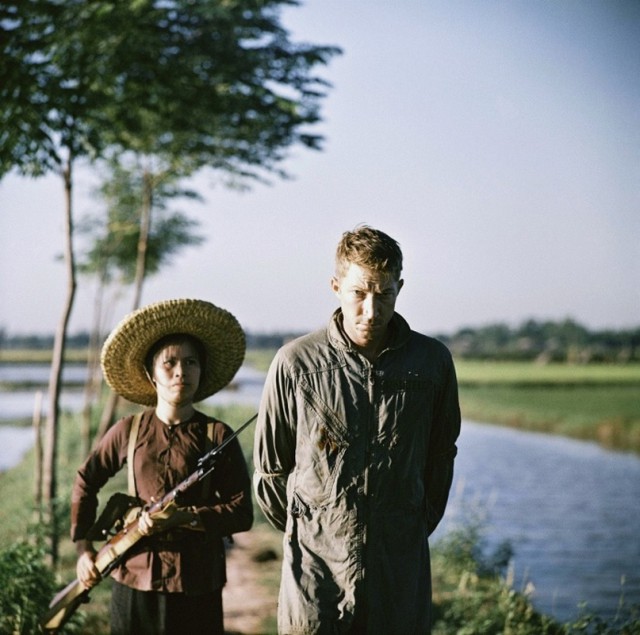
[223, 526, 281, 635]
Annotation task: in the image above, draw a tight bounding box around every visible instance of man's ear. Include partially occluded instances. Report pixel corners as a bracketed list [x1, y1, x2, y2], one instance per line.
[397, 278, 404, 293]
[330, 276, 341, 295]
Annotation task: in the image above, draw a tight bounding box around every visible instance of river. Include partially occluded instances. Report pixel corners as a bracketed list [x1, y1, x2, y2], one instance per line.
[1, 363, 638, 623]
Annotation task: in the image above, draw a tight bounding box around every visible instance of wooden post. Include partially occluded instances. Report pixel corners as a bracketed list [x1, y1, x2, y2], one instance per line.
[33, 390, 43, 523]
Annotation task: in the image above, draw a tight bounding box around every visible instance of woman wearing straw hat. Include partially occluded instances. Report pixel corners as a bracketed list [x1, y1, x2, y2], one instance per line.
[70, 299, 253, 635]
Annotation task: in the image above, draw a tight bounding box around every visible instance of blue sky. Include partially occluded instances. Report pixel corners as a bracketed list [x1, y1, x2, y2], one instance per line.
[1, 0, 638, 337]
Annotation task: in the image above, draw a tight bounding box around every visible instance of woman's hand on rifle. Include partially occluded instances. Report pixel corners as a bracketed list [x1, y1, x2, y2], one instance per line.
[76, 540, 101, 590]
[138, 499, 203, 535]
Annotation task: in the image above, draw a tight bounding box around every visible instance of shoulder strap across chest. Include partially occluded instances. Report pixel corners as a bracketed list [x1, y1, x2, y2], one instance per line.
[126, 413, 216, 498]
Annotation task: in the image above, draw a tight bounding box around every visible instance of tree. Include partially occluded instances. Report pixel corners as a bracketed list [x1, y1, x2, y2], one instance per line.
[1, 0, 340, 563]
[78, 158, 205, 450]
[1, 0, 105, 563]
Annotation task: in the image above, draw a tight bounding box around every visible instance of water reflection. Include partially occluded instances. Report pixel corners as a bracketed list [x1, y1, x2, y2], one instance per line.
[0, 426, 34, 471]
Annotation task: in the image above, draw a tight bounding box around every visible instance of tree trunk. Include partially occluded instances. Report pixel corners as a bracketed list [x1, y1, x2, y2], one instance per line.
[96, 168, 153, 440]
[131, 168, 153, 309]
[43, 157, 76, 565]
[81, 276, 105, 457]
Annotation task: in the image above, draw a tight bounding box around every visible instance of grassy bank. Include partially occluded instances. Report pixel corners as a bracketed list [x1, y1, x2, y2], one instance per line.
[0, 349, 89, 364]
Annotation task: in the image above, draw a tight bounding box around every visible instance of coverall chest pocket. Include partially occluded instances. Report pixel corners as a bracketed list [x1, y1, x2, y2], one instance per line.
[379, 376, 434, 430]
[293, 389, 348, 506]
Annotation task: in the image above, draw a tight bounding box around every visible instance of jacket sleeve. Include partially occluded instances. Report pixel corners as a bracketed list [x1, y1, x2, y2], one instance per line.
[253, 349, 297, 532]
[424, 348, 461, 535]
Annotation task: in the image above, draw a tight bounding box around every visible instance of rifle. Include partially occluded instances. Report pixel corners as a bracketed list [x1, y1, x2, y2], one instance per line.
[41, 413, 257, 633]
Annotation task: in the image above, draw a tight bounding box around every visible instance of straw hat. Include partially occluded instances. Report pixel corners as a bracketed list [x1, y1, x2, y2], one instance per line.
[100, 298, 246, 406]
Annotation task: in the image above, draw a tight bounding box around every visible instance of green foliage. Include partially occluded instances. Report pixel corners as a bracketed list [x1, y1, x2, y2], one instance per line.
[430, 512, 555, 634]
[1, 0, 342, 181]
[452, 359, 640, 454]
[77, 158, 205, 285]
[440, 319, 640, 363]
[0, 540, 57, 635]
[2, 2, 340, 567]
[243, 347, 278, 373]
[566, 605, 640, 635]
[432, 532, 561, 634]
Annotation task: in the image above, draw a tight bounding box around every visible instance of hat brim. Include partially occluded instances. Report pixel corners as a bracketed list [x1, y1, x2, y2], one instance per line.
[100, 299, 245, 406]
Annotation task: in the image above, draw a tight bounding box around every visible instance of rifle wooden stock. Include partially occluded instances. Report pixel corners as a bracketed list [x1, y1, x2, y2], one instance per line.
[40, 517, 145, 632]
[40, 413, 257, 632]
[40, 579, 89, 632]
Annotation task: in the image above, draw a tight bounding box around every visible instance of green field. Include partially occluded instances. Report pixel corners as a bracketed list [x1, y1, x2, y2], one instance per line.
[453, 360, 640, 453]
[455, 359, 640, 385]
[0, 349, 89, 363]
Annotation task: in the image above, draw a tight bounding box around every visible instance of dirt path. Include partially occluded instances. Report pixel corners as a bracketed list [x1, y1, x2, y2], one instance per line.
[223, 527, 281, 635]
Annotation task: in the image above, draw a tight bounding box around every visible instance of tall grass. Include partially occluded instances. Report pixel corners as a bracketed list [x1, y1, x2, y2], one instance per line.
[430, 515, 640, 634]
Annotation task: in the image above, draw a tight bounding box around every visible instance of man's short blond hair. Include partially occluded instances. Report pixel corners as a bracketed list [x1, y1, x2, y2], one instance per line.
[335, 225, 403, 280]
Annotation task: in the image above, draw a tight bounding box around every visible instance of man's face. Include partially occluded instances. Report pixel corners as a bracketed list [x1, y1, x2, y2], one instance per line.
[331, 262, 403, 354]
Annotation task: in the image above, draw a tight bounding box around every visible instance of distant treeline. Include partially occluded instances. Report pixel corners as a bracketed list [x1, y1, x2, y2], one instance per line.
[2, 318, 639, 364]
[435, 318, 640, 363]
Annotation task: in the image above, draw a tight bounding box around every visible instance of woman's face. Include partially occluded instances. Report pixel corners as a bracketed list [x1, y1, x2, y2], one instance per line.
[151, 340, 202, 407]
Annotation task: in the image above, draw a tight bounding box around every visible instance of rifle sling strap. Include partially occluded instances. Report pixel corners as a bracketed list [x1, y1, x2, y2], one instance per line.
[127, 412, 216, 499]
[127, 413, 144, 497]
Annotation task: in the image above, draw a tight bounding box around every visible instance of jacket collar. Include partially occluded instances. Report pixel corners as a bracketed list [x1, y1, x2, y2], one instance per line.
[327, 309, 412, 355]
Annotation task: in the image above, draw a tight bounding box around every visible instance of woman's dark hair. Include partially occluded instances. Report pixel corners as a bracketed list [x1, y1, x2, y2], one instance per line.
[144, 333, 206, 376]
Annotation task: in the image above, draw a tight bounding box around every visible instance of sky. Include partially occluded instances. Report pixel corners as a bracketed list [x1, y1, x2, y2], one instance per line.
[1, 0, 639, 338]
